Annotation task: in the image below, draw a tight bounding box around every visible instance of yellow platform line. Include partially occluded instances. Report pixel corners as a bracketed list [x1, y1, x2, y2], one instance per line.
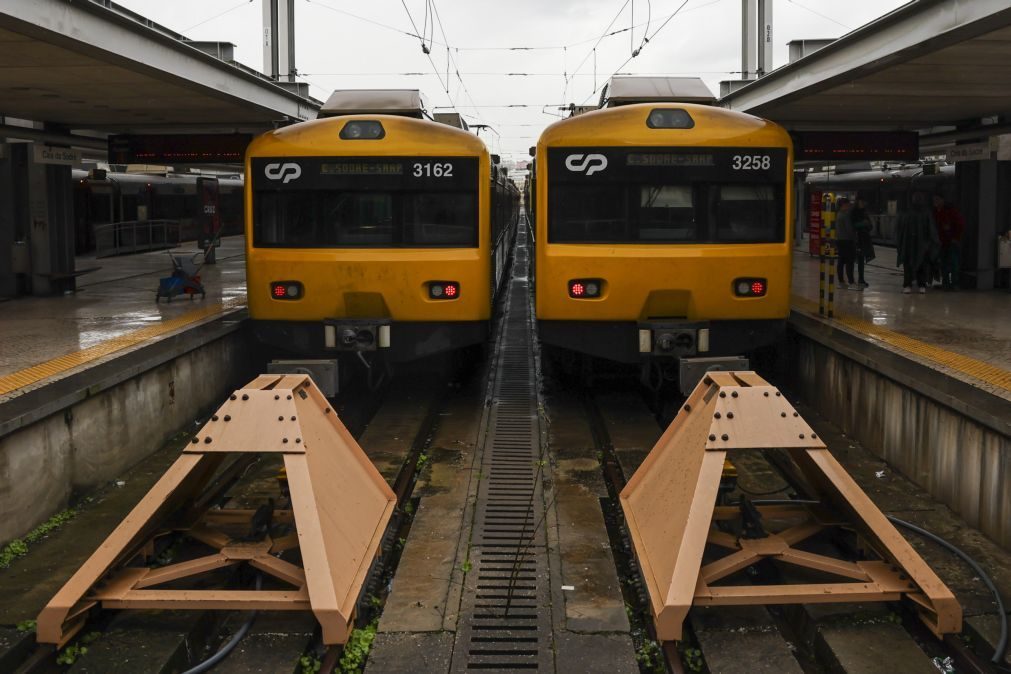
[0, 296, 246, 397]
[791, 294, 1011, 394]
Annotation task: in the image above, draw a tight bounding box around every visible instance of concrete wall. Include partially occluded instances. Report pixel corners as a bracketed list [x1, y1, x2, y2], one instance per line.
[788, 321, 1011, 550]
[0, 327, 253, 543]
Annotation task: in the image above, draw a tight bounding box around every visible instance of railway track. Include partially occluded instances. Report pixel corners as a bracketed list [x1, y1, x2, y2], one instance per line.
[4, 224, 1007, 674]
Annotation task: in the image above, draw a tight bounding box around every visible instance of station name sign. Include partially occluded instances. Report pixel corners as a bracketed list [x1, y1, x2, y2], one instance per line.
[108, 134, 252, 164]
[33, 144, 82, 166]
[792, 131, 919, 162]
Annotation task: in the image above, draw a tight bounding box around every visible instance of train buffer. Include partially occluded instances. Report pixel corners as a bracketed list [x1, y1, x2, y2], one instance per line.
[620, 370, 961, 643]
[36, 374, 396, 647]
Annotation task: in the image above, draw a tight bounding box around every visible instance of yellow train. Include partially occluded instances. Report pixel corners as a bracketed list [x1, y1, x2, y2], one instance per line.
[245, 91, 518, 389]
[534, 96, 793, 394]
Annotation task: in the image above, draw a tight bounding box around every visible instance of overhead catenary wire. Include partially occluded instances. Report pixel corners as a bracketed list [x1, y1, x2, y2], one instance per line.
[787, 0, 852, 30]
[579, 0, 691, 105]
[180, 0, 252, 33]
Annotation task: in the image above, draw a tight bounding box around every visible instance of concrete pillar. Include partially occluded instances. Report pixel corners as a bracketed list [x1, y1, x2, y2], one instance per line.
[26, 147, 75, 295]
[955, 159, 1008, 290]
[0, 142, 15, 297]
[0, 142, 30, 297]
[742, 0, 758, 80]
[758, 0, 773, 76]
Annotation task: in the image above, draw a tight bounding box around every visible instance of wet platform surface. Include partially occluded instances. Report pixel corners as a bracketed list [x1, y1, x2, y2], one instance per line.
[791, 250, 1011, 394]
[0, 237, 246, 396]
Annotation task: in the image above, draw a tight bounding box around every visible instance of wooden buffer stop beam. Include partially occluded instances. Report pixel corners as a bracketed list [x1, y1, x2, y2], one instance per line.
[37, 374, 396, 647]
[620, 371, 961, 643]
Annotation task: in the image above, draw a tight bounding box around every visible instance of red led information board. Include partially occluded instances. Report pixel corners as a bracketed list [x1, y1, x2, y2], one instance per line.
[793, 131, 918, 162]
[108, 134, 252, 164]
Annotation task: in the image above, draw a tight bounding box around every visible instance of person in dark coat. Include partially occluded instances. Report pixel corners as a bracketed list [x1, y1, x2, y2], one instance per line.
[851, 198, 874, 288]
[897, 192, 939, 294]
[834, 198, 858, 289]
[932, 194, 965, 290]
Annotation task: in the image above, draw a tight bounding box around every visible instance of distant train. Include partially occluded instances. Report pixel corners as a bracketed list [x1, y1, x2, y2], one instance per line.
[805, 164, 956, 245]
[71, 170, 244, 254]
[533, 99, 794, 395]
[245, 90, 519, 388]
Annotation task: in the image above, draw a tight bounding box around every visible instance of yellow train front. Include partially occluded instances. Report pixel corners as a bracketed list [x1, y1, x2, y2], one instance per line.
[534, 102, 793, 393]
[245, 101, 517, 384]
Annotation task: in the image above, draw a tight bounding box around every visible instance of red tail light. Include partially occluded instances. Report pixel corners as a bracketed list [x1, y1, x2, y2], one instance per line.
[271, 281, 303, 300]
[734, 278, 767, 297]
[568, 278, 603, 299]
[428, 281, 460, 300]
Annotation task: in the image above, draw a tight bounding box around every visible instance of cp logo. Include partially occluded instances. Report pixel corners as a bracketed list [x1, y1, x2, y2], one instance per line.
[264, 162, 302, 184]
[565, 153, 608, 176]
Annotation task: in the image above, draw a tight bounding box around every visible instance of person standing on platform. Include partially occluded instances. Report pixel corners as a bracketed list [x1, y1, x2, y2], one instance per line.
[834, 198, 859, 290]
[897, 193, 939, 294]
[852, 198, 874, 288]
[933, 194, 965, 290]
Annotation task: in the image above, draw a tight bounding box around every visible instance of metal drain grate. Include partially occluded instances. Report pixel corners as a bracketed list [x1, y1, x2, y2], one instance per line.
[452, 223, 553, 672]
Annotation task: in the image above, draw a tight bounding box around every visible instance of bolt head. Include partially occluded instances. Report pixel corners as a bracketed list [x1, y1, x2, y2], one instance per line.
[708, 434, 716, 441]
[721, 434, 729, 441]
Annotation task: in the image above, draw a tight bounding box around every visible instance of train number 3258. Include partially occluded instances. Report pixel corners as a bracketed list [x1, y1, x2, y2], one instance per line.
[413, 162, 454, 177]
[732, 155, 771, 170]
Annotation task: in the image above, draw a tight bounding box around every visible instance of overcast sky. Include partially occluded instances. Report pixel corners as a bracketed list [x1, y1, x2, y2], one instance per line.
[117, 0, 909, 160]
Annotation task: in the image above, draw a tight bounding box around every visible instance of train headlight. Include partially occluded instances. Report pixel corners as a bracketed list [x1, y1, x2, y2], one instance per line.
[646, 108, 695, 129]
[733, 277, 767, 297]
[428, 281, 460, 300]
[340, 120, 385, 140]
[271, 281, 303, 300]
[568, 278, 603, 299]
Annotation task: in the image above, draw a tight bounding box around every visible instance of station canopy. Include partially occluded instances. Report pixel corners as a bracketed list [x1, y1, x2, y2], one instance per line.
[0, 0, 317, 135]
[721, 0, 1011, 130]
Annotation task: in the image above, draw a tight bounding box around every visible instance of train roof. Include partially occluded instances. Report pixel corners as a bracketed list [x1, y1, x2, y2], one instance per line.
[248, 114, 488, 156]
[538, 102, 790, 148]
[319, 89, 428, 118]
[602, 76, 716, 107]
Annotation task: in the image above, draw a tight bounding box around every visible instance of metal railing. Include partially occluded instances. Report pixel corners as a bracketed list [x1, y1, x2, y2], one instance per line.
[94, 219, 181, 258]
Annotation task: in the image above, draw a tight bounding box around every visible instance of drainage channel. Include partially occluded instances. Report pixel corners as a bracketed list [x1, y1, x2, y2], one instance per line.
[450, 222, 553, 672]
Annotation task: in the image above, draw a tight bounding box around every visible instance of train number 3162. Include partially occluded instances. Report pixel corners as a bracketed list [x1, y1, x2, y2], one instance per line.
[732, 155, 772, 170]
[413, 162, 454, 177]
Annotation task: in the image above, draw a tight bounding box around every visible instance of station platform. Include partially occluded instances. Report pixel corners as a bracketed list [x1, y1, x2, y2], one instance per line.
[0, 237, 247, 400]
[791, 249, 1011, 400]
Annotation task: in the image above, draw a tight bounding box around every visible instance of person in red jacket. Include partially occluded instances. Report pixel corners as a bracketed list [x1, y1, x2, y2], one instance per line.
[933, 194, 965, 290]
